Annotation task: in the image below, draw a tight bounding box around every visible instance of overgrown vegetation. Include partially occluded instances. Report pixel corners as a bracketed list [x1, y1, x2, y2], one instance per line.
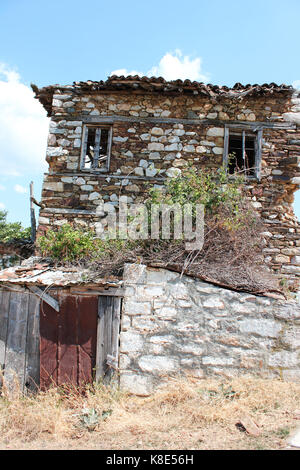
[0, 376, 299, 450]
[37, 166, 279, 293]
[38, 225, 99, 262]
[147, 165, 248, 230]
[0, 211, 31, 243]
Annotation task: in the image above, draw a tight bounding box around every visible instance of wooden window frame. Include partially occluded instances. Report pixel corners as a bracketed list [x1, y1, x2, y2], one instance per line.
[223, 125, 263, 180]
[80, 124, 113, 173]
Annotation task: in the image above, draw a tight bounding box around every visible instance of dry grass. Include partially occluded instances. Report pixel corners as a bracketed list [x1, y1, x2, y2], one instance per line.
[0, 376, 299, 450]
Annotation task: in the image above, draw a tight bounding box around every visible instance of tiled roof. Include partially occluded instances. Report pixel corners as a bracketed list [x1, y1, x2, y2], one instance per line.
[31, 76, 294, 116]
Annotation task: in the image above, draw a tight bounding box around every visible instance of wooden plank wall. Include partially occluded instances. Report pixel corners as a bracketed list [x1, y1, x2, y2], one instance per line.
[96, 296, 121, 383]
[0, 287, 40, 392]
[0, 287, 123, 391]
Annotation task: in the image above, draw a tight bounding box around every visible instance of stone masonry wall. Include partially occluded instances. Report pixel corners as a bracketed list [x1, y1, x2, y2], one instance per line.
[119, 264, 300, 395]
[36, 87, 300, 287]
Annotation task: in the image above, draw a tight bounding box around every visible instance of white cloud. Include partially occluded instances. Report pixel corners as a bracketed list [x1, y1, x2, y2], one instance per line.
[0, 63, 49, 177]
[110, 50, 209, 82]
[110, 68, 143, 77]
[14, 184, 28, 194]
[0, 202, 5, 210]
[0, 184, 5, 191]
[293, 80, 300, 90]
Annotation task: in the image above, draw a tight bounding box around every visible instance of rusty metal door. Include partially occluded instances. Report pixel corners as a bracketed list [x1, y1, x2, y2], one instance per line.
[40, 293, 98, 389]
[40, 293, 122, 389]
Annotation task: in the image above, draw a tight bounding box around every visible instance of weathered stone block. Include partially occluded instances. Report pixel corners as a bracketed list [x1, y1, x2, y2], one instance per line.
[146, 268, 179, 284]
[154, 306, 177, 319]
[119, 331, 144, 354]
[124, 263, 147, 283]
[202, 356, 235, 366]
[282, 327, 300, 350]
[120, 373, 153, 395]
[202, 297, 225, 309]
[138, 355, 178, 373]
[179, 343, 203, 355]
[206, 127, 224, 137]
[268, 351, 299, 368]
[148, 142, 164, 151]
[135, 285, 165, 300]
[151, 127, 164, 136]
[43, 182, 64, 192]
[123, 300, 151, 316]
[46, 147, 68, 157]
[239, 319, 282, 338]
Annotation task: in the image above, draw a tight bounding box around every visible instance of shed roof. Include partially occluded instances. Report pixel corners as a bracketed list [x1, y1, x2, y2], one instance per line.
[0, 258, 121, 288]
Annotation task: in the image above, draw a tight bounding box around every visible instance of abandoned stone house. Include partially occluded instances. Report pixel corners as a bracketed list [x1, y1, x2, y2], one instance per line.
[32, 77, 300, 285]
[0, 76, 300, 395]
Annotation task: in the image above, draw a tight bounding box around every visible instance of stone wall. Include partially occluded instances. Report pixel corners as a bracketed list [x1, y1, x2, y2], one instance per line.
[35, 83, 300, 287]
[119, 264, 300, 395]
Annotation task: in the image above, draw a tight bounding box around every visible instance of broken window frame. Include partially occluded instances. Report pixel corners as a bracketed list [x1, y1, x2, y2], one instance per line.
[223, 125, 263, 180]
[80, 124, 113, 172]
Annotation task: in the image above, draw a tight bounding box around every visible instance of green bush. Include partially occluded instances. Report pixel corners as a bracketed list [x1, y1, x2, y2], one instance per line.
[146, 165, 254, 231]
[37, 225, 99, 262]
[37, 225, 134, 263]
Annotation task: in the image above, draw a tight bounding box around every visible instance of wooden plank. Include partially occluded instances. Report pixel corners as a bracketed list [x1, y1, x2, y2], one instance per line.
[111, 297, 121, 363]
[92, 128, 101, 169]
[106, 126, 113, 171]
[242, 131, 246, 166]
[24, 294, 40, 392]
[104, 297, 113, 383]
[69, 288, 124, 297]
[96, 296, 107, 381]
[106, 297, 121, 381]
[28, 286, 60, 312]
[255, 129, 263, 181]
[30, 181, 36, 243]
[80, 125, 89, 170]
[223, 126, 229, 169]
[45, 173, 166, 183]
[5, 292, 29, 391]
[0, 290, 10, 372]
[0, 289, 10, 389]
[82, 114, 296, 130]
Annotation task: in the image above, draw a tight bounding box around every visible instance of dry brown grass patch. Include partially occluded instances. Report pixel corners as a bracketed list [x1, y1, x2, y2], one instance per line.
[0, 376, 299, 450]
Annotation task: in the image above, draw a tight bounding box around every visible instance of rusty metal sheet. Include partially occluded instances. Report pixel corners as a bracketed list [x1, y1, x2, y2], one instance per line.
[57, 294, 78, 386]
[77, 296, 98, 384]
[40, 293, 98, 389]
[40, 300, 59, 390]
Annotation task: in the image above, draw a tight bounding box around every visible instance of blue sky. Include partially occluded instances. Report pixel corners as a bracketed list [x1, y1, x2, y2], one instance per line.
[0, 0, 300, 226]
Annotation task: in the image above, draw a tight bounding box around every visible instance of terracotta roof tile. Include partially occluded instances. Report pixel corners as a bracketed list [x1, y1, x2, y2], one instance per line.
[31, 76, 294, 116]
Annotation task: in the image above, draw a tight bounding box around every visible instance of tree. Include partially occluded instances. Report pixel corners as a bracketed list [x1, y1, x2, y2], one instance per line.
[0, 211, 31, 243]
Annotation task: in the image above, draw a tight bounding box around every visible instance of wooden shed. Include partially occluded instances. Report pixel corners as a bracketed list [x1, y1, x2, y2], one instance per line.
[0, 262, 123, 392]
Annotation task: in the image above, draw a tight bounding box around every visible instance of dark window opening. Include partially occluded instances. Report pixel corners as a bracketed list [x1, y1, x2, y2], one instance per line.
[228, 133, 256, 176]
[81, 126, 112, 171]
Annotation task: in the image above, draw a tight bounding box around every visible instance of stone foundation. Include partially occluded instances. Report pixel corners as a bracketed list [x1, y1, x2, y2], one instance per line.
[119, 264, 300, 395]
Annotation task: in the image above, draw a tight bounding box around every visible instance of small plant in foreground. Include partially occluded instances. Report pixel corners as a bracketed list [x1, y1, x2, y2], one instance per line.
[276, 427, 290, 438]
[80, 407, 99, 431]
